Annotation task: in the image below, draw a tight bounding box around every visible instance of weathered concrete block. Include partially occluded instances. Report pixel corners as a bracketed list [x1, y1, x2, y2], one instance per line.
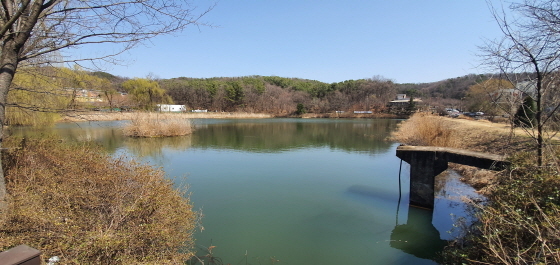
[397, 145, 509, 209]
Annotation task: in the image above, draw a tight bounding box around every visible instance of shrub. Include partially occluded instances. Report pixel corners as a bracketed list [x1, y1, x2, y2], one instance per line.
[442, 153, 560, 264]
[123, 112, 193, 137]
[514, 96, 537, 128]
[295, 103, 306, 115]
[0, 137, 199, 264]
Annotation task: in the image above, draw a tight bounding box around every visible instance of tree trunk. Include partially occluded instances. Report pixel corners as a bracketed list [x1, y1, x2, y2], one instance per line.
[536, 75, 543, 168]
[0, 41, 19, 223]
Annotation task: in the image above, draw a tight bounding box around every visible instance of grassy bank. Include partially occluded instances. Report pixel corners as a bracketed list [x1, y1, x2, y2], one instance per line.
[392, 113, 560, 264]
[0, 138, 199, 264]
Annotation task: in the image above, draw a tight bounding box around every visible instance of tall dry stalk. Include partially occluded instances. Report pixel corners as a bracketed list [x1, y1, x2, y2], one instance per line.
[391, 113, 460, 148]
[123, 112, 193, 137]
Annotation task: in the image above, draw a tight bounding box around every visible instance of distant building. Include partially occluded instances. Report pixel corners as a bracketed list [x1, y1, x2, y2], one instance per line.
[66, 88, 104, 103]
[388, 94, 422, 106]
[387, 94, 423, 113]
[157, 104, 186, 112]
[515, 80, 537, 99]
[489, 81, 537, 114]
[490, 88, 524, 104]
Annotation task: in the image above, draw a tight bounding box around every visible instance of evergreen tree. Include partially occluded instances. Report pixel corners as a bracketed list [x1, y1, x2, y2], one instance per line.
[515, 96, 537, 128]
[406, 96, 417, 114]
[296, 103, 306, 115]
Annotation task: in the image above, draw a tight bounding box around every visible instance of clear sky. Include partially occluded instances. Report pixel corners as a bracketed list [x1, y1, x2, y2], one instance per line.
[97, 1, 505, 84]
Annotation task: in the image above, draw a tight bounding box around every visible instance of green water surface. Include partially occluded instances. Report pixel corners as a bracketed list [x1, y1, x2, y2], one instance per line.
[12, 118, 479, 264]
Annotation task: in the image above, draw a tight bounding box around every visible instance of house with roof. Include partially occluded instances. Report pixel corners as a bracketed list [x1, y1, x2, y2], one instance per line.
[387, 94, 423, 114]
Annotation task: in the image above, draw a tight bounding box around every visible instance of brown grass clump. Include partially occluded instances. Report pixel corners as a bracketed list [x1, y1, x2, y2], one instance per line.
[452, 164, 497, 196]
[390, 113, 460, 148]
[443, 153, 560, 264]
[123, 113, 193, 137]
[0, 137, 199, 264]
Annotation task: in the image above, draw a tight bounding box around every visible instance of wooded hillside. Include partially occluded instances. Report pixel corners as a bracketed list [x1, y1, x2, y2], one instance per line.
[9, 66, 502, 120]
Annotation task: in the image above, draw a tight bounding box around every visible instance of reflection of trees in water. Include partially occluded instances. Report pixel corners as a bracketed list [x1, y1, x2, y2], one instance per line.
[9, 119, 401, 156]
[192, 119, 400, 153]
[124, 136, 193, 158]
[7, 125, 126, 153]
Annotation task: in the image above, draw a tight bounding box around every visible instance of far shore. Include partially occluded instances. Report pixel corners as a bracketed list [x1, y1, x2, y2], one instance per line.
[60, 111, 403, 122]
[60, 111, 274, 122]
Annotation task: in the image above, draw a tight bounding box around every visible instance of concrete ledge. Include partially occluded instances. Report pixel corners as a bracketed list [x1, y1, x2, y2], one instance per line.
[396, 145, 510, 208]
[0, 245, 41, 265]
[397, 145, 509, 170]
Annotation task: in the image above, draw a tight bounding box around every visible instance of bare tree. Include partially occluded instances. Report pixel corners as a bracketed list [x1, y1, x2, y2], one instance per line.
[481, 0, 560, 167]
[0, 0, 213, 220]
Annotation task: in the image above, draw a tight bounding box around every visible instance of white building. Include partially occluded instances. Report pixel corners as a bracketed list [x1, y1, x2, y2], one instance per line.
[157, 104, 186, 112]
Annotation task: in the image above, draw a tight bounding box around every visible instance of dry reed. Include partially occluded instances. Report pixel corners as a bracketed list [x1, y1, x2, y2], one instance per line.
[0, 137, 199, 264]
[122, 113, 193, 137]
[390, 113, 461, 148]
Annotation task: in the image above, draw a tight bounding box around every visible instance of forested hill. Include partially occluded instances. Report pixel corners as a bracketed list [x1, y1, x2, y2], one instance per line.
[6, 67, 499, 126]
[155, 74, 492, 113]
[158, 76, 397, 114]
[395, 74, 491, 99]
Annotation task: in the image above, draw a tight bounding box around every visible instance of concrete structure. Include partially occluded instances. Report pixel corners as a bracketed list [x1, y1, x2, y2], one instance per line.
[396, 145, 509, 209]
[0, 245, 41, 265]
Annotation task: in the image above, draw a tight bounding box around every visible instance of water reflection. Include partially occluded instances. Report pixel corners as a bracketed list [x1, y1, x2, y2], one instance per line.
[124, 136, 193, 157]
[7, 121, 127, 153]
[9, 119, 400, 157]
[390, 206, 447, 260]
[190, 118, 398, 153]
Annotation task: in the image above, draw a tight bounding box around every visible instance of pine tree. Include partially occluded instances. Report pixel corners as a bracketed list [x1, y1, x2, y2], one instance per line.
[515, 96, 537, 128]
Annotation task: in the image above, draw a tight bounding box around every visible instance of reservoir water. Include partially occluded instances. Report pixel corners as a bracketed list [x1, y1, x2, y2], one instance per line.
[11, 118, 480, 264]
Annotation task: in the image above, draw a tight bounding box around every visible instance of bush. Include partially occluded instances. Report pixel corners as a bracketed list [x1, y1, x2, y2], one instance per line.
[295, 103, 306, 115]
[123, 112, 193, 137]
[442, 153, 560, 264]
[514, 96, 537, 128]
[0, 137, 199, 264]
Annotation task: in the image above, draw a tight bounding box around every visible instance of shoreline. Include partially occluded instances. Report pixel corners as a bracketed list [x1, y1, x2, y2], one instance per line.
[60, 111, 404, 122]
[59, 111, 274, 122]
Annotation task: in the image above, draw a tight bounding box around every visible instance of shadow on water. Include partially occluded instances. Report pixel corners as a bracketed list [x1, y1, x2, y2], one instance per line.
[346, 169, 480, 262]
[390, 206, 447, 260]
[346, 184, 447, 261]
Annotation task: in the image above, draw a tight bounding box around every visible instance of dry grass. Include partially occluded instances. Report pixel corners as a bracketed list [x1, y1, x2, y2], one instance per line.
[391, 113, 536, 155]
[0, 137, 199, 264]
[122, 113, 193, 137]
[444, 156, 560, 265]
[452, 164, 497, 195]
[390, 113, 532, 195]
[395, 114, 560, 264]
[61, 111, 273, 122]
[390, 113, 461, 148]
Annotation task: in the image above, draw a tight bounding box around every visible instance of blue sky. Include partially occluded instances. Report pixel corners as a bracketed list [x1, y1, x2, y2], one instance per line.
[100, 1, 505, 84]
